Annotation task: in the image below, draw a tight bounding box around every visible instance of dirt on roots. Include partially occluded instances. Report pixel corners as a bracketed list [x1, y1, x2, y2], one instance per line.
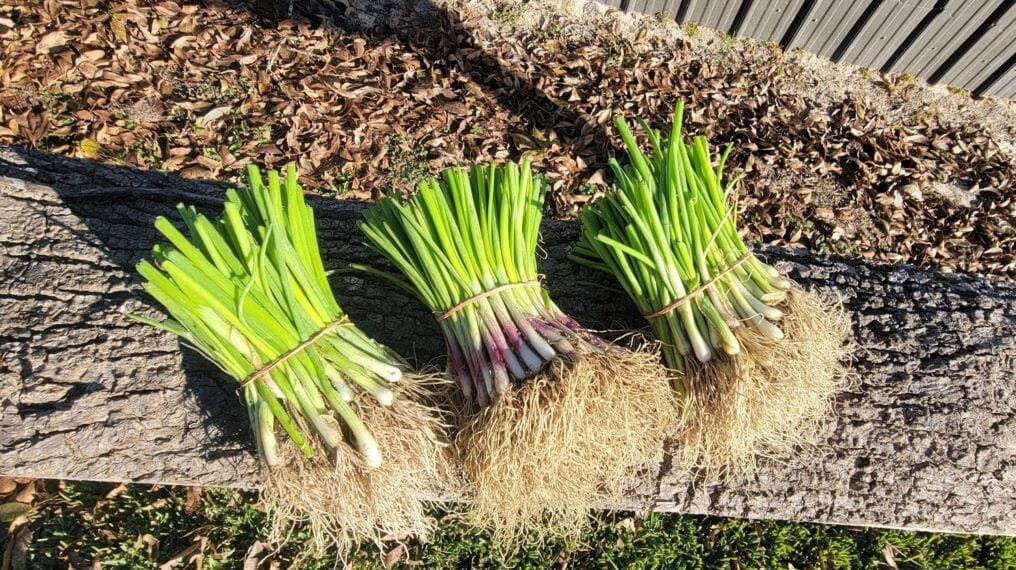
[677, 288, 853, 477]
[454, 347, 678, 547]
[261, 375, 452, 557]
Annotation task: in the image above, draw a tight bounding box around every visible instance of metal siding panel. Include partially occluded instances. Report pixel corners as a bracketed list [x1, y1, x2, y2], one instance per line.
[938, 7, 1016, 86]
[644, 0, 677, 17]
[685, 0, 707, 23]
[650, 0, 674, 13]
[702, 0, 725, 27]
[986, 72, 1010, 97]
[737, 0, 767, 36]
[739, 0, 807, 41]
[690, 0, 715, 25]
[604, 0, 1016, 99]
[792, 0, 873, 58]
[963, 35, 1016, 89]
[845, 0, 939, 69]
[686, 0, 742, 28]
[659, 0, 683, 19]
[982, 68, 1016, 98]
[626, 0, 647, 12]
[888, 1, 1002, 75]
[785, 0, 827, 49]
[645, 0, 666, 12]
[712, 0, 745, 31]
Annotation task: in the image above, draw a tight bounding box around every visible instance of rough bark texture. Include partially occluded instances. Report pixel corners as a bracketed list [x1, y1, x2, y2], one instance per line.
[1, 148, 1013, 535]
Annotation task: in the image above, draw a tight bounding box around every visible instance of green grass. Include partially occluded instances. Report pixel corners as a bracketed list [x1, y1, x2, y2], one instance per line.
[381, 134, 431, 195]
[10, 481, 1015, 568]
[490, 4, 523, 27]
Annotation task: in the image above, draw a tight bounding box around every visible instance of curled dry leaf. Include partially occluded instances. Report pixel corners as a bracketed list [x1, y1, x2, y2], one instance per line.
[383, 543, 408, 569]
[184, 486, 203, 514]
[198, 105, 232, 126]
[35, 30, 67, 53]
[0, 478, 17, 496]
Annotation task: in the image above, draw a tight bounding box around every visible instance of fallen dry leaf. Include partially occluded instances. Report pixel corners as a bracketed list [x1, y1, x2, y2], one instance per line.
[384, 543, 408, 568]
[184, 486, 203, 514]
[158, 537, 207, 570]
[242, 541, 269, 570]
[34, 30, 67, 53]
[0, 478, 16, 496]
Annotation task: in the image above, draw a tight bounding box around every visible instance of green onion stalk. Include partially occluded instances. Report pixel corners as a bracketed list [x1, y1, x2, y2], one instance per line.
[134, 165, 412, 469]
[571, 101, 792, 385]
[358, 160, 613, 408]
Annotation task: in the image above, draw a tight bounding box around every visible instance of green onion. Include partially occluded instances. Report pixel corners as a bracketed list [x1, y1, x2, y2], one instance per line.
[359, 161, 612, 407]
[358, 160, 677, 542]
[135, 164, 409, 468]
[572, 103, 851, 474]
[571, 101, 791, 384]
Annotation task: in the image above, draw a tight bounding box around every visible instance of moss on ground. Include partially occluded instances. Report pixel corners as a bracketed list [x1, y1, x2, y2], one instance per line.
[10, 481, 1015, 568]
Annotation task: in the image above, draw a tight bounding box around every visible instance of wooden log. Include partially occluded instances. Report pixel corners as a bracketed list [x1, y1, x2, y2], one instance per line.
[1, 147, 1013, 535]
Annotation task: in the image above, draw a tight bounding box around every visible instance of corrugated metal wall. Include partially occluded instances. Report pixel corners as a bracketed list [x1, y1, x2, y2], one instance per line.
[601, 0, 1016, 98]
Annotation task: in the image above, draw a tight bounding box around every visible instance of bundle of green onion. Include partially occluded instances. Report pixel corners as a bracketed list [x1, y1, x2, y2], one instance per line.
[359, 161, 608, 407]
[572, 102, 851, 473]
[358, 160, 676, 541]
[571, 102, 792, 380]
[135, 164, 406, 468]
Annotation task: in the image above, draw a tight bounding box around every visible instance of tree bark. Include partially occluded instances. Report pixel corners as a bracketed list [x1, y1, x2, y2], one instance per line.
[1, 147, 1013, 535]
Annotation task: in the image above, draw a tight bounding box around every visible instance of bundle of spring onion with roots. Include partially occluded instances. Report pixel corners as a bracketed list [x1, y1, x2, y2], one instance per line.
[358, 161, 677, 542]
[133, 165, 448, 553]
[571, 102, 851, 474]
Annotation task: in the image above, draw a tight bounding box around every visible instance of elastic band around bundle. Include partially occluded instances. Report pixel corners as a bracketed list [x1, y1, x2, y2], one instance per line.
[239, 317, 353, 389]
[436, 280, 541, 322]
[643, 254, 752, 320]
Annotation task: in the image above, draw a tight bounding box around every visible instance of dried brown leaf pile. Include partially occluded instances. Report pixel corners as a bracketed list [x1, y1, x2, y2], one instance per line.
[0, 0, 1012, 277]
